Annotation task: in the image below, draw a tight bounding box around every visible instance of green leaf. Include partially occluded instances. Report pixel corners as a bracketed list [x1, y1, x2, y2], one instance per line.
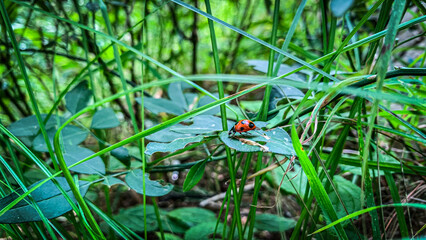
[156, 232, 183, 240]
[183, 160, 206, 192]
[112, 204, 160, 232]
[145, 126, 193, 143]
[330, 0, 354, 17]
[291, 124, 347, 239]
[184, 93, 198, 110]
[63, 145, 105, 174]
[125, 169, 173, 197]
[110, 147, 131, 167]
[145, 136, 204, 156]
[220, 127, 295, 156]
[168, 82, 194, 111]
[329, 176, 361, 222]
[167, 207, 216, 228]
[65, 80, 92, 114]
[162, 216, 188, 234]
[171, 115, 233, 134]
[240, 100, 263, 112]
[102, 176, 127, 188]
[245, 60, 308, 82]
[197, 93, 221, 115]
[23, 169, 46, 183]
[7, 114, 66, 137]
[137, 97, 185, 115]
[0, 177, 91, 223]
[184, 221, 226, 240]
[91, 107, 120, 129]
[254, 213, 296, 232]
[7, 115, 42, 137]
[32, 125, 88, 152]
[270, 84, 305, 103]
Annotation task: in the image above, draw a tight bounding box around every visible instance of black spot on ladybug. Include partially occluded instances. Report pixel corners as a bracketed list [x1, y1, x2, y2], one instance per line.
[240, 127, 245, 131]
[249, 122, 254, 128]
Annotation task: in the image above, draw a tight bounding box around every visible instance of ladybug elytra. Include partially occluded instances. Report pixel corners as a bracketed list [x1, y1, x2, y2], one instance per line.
[228, 119, 257, 137]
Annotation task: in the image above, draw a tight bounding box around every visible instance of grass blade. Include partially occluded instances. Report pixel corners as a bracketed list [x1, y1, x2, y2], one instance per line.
[290, 124, 348, 239]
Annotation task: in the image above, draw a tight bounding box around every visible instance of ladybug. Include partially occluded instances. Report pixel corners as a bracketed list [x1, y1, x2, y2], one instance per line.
[228, 119, 257, 137]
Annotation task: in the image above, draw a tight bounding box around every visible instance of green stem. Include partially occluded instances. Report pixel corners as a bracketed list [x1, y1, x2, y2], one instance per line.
[259, 0, 280, 121]
[205, 0, 242, 237]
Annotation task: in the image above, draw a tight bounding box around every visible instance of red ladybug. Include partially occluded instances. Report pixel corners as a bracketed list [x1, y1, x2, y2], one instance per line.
[228, 119, 257, 137]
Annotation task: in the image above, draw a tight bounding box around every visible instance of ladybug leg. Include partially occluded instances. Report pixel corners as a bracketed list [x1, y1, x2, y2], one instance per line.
[228, 126, 235, 137]
[244, 131, 253, 136]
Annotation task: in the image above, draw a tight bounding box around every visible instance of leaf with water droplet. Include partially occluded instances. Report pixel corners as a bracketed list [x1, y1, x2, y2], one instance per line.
[220, 128, 295, 156]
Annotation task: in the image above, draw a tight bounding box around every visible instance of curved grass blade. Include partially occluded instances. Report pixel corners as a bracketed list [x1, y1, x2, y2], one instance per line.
[311, 203, 426, 235]
[290, 124, 348, 239]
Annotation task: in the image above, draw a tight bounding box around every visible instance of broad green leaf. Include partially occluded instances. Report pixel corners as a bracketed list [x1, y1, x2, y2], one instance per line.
[251, 121, 269, 129]
[197, 93, 221, 115]
[108, 156, 128, 171]
[167, 207, 216, 228]
[183, 160, 206, 192]
[110, 147, 131, 167]
[32, 125, 88, 152]
[65, 80, 92, 114]
[184, 93, 198, 110]
[102, 176, 127, 188]
[145, 136, 204, 156]
[272, 84, 306, 100]
[7, 114, 65, 137]
[168, 82, 194, 111]
[7, 115, 42, 137]
[112, 204, 161, 232]
[270, 161, 308, 196]
[15, 136, 34, 147]
[330, 0, 354, 17]
[0, 177, 91, 223]
[156, 232, 183, 240]
[184, 222, 226, 240]
[171, 115, 233, 134]
[220, 127, 295, 156]
[269, 84, 305, 118]
[254, 213, 296, 232]
[162, 216, 188, 234]
[125, 169, 173, 197]
[23, 169, 46, 183]
[91, 107, 120, 129]
[329, 176, 361, 222]
[63, 145, 105, 174]
[240, 100, 263, 112]
[145, 126, 193, 143]
[137, 97, 185, 115]
[245, 60, 308, 81]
